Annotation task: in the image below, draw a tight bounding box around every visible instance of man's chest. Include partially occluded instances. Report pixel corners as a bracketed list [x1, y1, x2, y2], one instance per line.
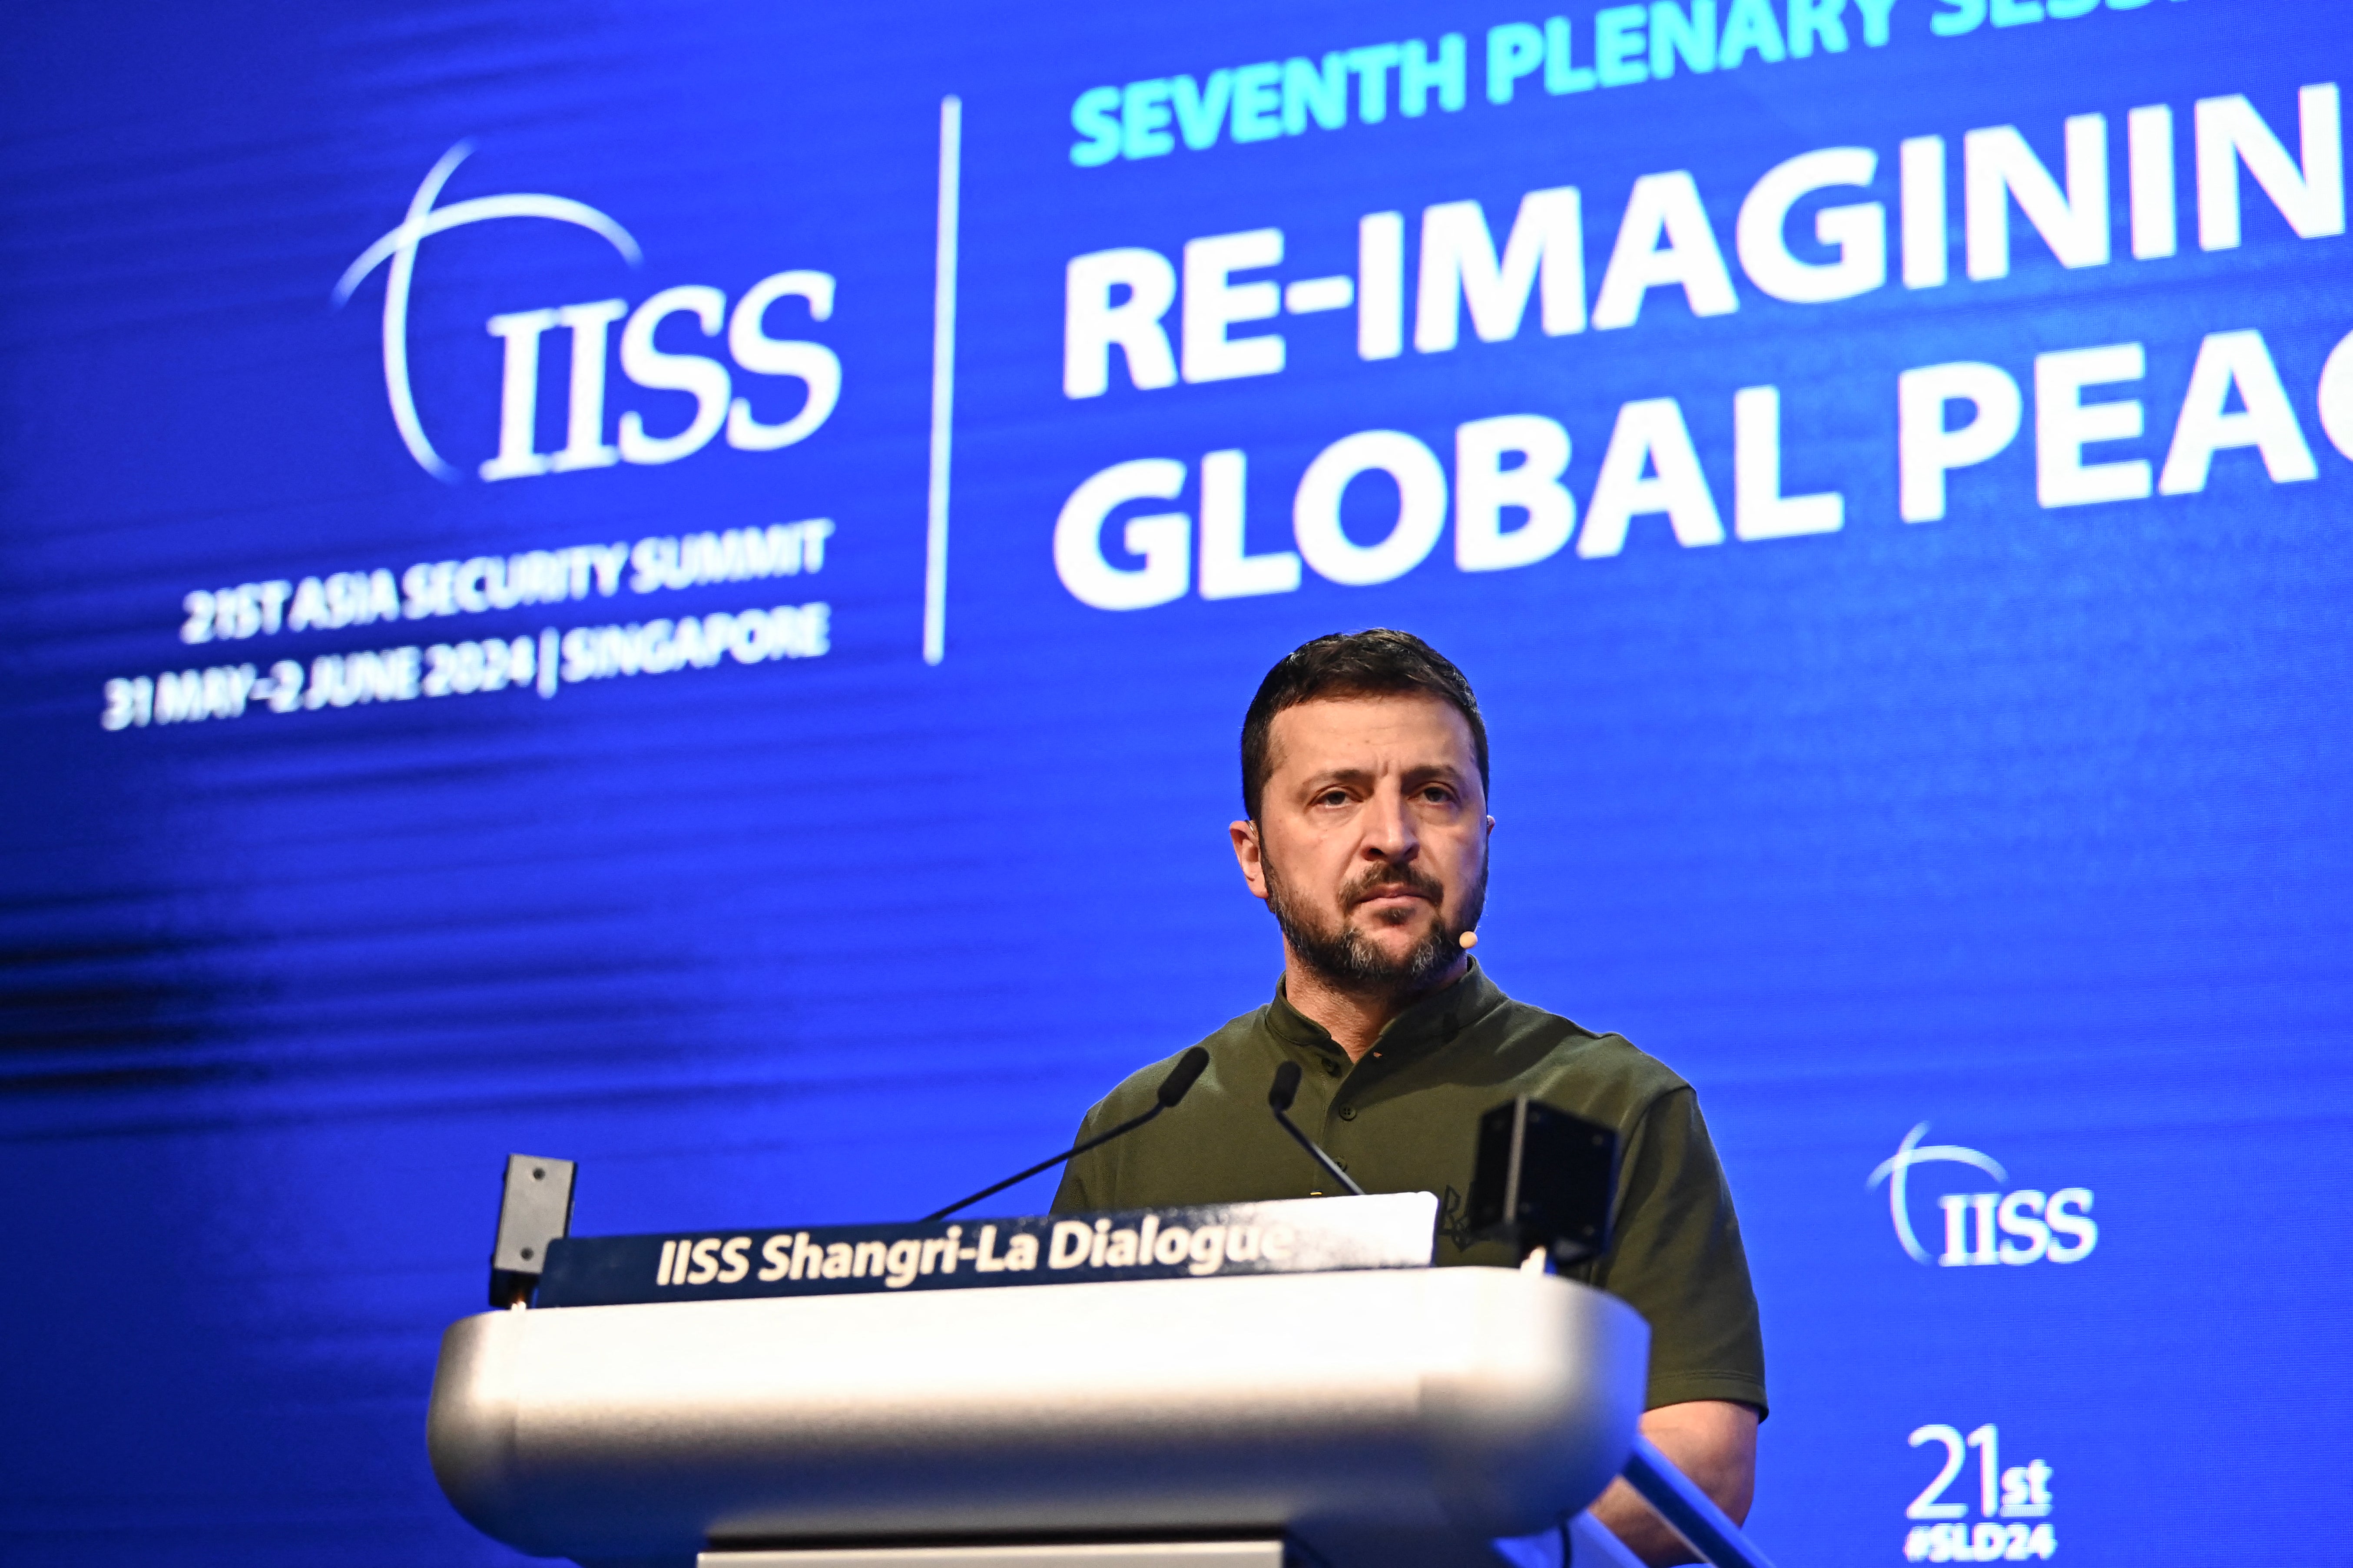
[1097, 1053, 1593, 1268]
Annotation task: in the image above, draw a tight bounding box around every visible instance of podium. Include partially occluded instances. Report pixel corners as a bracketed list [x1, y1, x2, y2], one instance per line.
[430, 1185, 1771, 1568]
[431, 1266, 1640, 1568]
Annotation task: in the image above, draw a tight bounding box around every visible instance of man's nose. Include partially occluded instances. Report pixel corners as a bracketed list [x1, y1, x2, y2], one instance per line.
[1361, 786, 1419, 859]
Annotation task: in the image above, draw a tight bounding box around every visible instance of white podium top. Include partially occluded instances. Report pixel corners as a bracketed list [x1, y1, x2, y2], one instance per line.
[429, 1265, 1647, 1568]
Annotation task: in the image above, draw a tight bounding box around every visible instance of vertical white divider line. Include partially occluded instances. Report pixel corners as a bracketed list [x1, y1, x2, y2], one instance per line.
[923, 94, 963, 666]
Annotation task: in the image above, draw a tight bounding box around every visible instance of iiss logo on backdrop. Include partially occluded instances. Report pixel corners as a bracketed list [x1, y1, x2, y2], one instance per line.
[1868, 1124, 2098, 1268]
[334, 142, 841, 483]
[1869, 1125, 2086, 1559]
[93, 144, 849, 734]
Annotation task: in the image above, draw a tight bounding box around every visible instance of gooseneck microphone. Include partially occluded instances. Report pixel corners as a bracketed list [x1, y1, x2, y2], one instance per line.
[922, 1046, 1211, 1221]
[1267, 1061, 1368, 1198]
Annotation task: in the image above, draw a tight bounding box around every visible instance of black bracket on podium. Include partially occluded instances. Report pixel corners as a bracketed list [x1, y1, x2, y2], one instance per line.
[1466, 1096, 1617, 1267]
[488, 1153, 576, 1308]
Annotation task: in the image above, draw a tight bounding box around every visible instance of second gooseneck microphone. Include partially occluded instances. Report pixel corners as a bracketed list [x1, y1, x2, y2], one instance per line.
[1267, 1060, 1368, 1198]
[923, 1046, 1211, 1221]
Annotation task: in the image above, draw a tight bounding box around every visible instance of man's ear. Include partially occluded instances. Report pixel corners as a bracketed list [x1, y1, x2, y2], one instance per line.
[1230, 818, 1270, 901]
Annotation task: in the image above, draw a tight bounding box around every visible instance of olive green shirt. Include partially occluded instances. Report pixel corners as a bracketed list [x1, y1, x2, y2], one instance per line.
[1052, 961, 1767, 1416]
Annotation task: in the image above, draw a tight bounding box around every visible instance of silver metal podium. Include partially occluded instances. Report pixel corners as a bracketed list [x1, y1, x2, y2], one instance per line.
[429, 1265, 1648, 1568]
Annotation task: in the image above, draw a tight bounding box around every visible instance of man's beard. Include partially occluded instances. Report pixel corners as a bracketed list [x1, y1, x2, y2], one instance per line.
[1263, 852, 1488, 999]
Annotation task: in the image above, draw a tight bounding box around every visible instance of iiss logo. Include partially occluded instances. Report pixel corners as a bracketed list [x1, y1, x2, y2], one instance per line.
[1869, 1124, 2098, 1268]
[333, 143, 841, 483]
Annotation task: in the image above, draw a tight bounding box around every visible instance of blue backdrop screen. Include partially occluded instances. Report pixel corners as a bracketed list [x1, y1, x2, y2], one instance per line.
[4, 3, 2350, 1565]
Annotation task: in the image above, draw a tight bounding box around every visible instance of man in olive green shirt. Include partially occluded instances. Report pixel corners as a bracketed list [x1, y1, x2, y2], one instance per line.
[1053, 630, 1763, 1567]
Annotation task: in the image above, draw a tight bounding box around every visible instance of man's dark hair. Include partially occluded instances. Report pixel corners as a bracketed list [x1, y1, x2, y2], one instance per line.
[1241, 629, 1488, 820]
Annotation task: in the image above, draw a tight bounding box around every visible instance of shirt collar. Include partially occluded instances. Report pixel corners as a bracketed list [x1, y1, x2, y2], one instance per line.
[1264, 958, 1505, 1064]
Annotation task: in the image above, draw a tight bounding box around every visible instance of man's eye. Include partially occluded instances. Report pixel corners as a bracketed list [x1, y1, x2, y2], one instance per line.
[1420, 786, 1452, 803]
[1316, 790, 1349, 807]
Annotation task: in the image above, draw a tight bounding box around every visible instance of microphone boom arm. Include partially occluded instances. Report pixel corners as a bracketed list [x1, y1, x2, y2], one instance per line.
[1270, 1108, 1367, 1197]
[922, 1047, 1211, 1222]
[1266, 1061, 1368, 1198]
[923, 1104, 1165, 1222]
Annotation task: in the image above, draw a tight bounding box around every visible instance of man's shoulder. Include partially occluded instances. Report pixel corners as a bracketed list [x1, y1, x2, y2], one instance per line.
[1466, 985, 1693, 1132]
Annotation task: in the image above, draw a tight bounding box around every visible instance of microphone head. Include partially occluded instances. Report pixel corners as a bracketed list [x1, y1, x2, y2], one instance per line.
[1156, 1046, 1211, 1108]
[1459, 930, 1478, 949]
[1269, 1060, 1302, 1115]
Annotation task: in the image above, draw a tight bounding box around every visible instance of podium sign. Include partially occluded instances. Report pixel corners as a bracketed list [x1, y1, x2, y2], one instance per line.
[536, 1194, 1439, 1307]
